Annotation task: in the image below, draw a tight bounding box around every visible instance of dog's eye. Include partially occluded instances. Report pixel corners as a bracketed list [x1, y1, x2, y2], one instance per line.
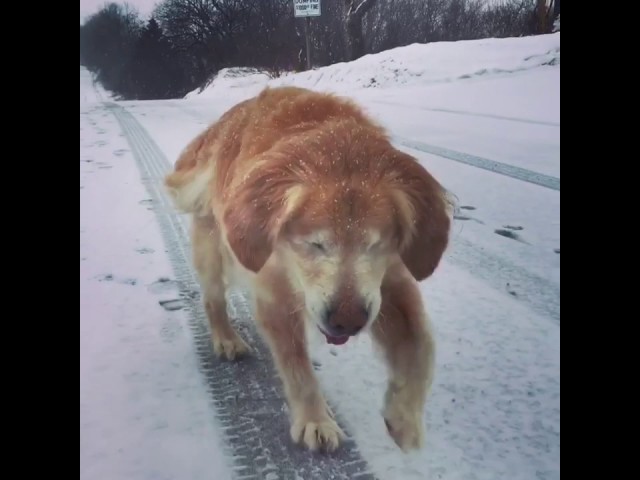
[308, 241, 326, 253]
[368, 240, 382, 252]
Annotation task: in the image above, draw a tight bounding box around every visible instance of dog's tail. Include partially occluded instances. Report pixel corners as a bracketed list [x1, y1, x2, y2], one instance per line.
[164, 131, 215, 216]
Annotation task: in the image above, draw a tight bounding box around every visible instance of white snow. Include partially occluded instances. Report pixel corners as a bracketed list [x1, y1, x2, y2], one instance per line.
[80, 66, 112, 104]
[80, 69, 234, 480]
[81, 32, 560, 480]
[186, 33, 559, 99]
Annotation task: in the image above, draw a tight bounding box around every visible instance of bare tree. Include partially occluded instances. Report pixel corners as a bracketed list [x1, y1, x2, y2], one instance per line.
[154, 0, 246, 85]
[536, 0, 555, 34]
[80, 3, 142, 96]
[306, 1, 347, 67]
[345, 0, 377, 61]
[233, 0, 298, 73]
[82, 0, 545, 100]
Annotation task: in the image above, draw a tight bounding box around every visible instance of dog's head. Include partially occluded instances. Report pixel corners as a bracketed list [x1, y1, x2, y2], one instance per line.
[223, 131, 451, 345]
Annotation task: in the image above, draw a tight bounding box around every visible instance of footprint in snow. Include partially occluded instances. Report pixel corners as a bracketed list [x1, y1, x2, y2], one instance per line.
[159, 299, 185, 311]
[453, 205, 484, 224]
[95, 273, 137, 285]
[147, 277, 179, 294]
[494, 228, 528, 244]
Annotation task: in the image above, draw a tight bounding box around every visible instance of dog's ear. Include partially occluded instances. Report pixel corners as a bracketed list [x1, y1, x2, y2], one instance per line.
[223, 160, 302, 273]
[389, 152, 453, 281]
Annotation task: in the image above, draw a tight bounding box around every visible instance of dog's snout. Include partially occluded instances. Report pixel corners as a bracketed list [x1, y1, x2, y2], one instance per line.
[323, 302, 369, 336]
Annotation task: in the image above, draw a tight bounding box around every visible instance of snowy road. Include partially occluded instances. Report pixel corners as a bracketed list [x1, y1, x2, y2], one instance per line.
[80, 34, 560, 480]
[107, 101, 375, 479]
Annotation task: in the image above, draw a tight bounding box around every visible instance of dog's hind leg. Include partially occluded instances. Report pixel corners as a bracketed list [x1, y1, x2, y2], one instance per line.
[371, 262, 435, 452]
[192, 216, 250, 361]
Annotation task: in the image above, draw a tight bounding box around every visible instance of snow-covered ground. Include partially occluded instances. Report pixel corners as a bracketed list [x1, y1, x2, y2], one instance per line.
[80, 67, 234, 480]
[80, 33, 560, 480]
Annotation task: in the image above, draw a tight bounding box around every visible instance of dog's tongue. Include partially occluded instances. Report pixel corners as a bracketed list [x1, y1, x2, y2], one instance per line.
[324, 333, 350, 345]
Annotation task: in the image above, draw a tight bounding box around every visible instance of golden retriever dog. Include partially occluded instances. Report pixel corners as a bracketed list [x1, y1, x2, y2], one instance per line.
[164, 86, 452, 453]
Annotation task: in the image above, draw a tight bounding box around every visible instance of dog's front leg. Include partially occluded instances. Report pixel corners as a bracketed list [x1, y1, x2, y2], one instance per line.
[371, 264, 436, 452]
[255, 291, 345, 452]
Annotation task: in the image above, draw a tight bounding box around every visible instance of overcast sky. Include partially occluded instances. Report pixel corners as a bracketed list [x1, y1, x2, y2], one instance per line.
[80, 0, 159, 23]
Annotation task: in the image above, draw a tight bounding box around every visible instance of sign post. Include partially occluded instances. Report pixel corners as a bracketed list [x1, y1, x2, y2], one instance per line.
[293, 0, 321, 71]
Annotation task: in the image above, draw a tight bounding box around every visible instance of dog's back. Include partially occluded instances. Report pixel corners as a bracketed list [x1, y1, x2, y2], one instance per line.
[164, 87, 387, 217]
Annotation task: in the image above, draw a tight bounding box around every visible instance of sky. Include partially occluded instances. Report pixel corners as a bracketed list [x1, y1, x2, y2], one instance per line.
[80, 0, 158, 23]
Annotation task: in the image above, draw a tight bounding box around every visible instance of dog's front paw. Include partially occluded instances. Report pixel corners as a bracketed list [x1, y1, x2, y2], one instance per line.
[290, 413, 345, 452]
[383, 400, 425, 452]
[212, 333, 250, 361]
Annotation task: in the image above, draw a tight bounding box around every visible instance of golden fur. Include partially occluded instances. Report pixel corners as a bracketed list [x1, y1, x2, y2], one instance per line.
[165, 86, 452, 452]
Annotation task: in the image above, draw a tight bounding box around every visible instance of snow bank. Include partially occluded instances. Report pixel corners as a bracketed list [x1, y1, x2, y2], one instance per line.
[187, 33, 560, 99]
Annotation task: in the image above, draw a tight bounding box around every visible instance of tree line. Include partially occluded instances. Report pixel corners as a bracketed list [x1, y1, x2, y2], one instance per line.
[79, 0, 559, 100]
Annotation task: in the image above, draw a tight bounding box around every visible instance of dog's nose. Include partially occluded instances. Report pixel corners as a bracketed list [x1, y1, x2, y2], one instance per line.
[323, 303, 369, 336]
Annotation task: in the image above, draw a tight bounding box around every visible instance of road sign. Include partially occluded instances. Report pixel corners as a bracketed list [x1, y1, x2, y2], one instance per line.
[294, 0, 321, 18]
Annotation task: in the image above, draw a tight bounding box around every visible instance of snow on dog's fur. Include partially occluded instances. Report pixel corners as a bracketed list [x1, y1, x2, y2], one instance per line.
[165, 86, 452, 452]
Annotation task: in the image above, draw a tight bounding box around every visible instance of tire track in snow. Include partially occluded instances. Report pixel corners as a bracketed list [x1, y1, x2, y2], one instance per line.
[394, 136, 560, 192]
[167, 102, 560, 192]
[105, 102, 377, 480]
[445, 235, 559, 324]
[392, 136, 560, 323]
[373, 100, 560, 127]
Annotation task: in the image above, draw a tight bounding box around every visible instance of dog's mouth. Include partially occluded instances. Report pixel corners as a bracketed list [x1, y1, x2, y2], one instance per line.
[318, 327, 350, 346]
